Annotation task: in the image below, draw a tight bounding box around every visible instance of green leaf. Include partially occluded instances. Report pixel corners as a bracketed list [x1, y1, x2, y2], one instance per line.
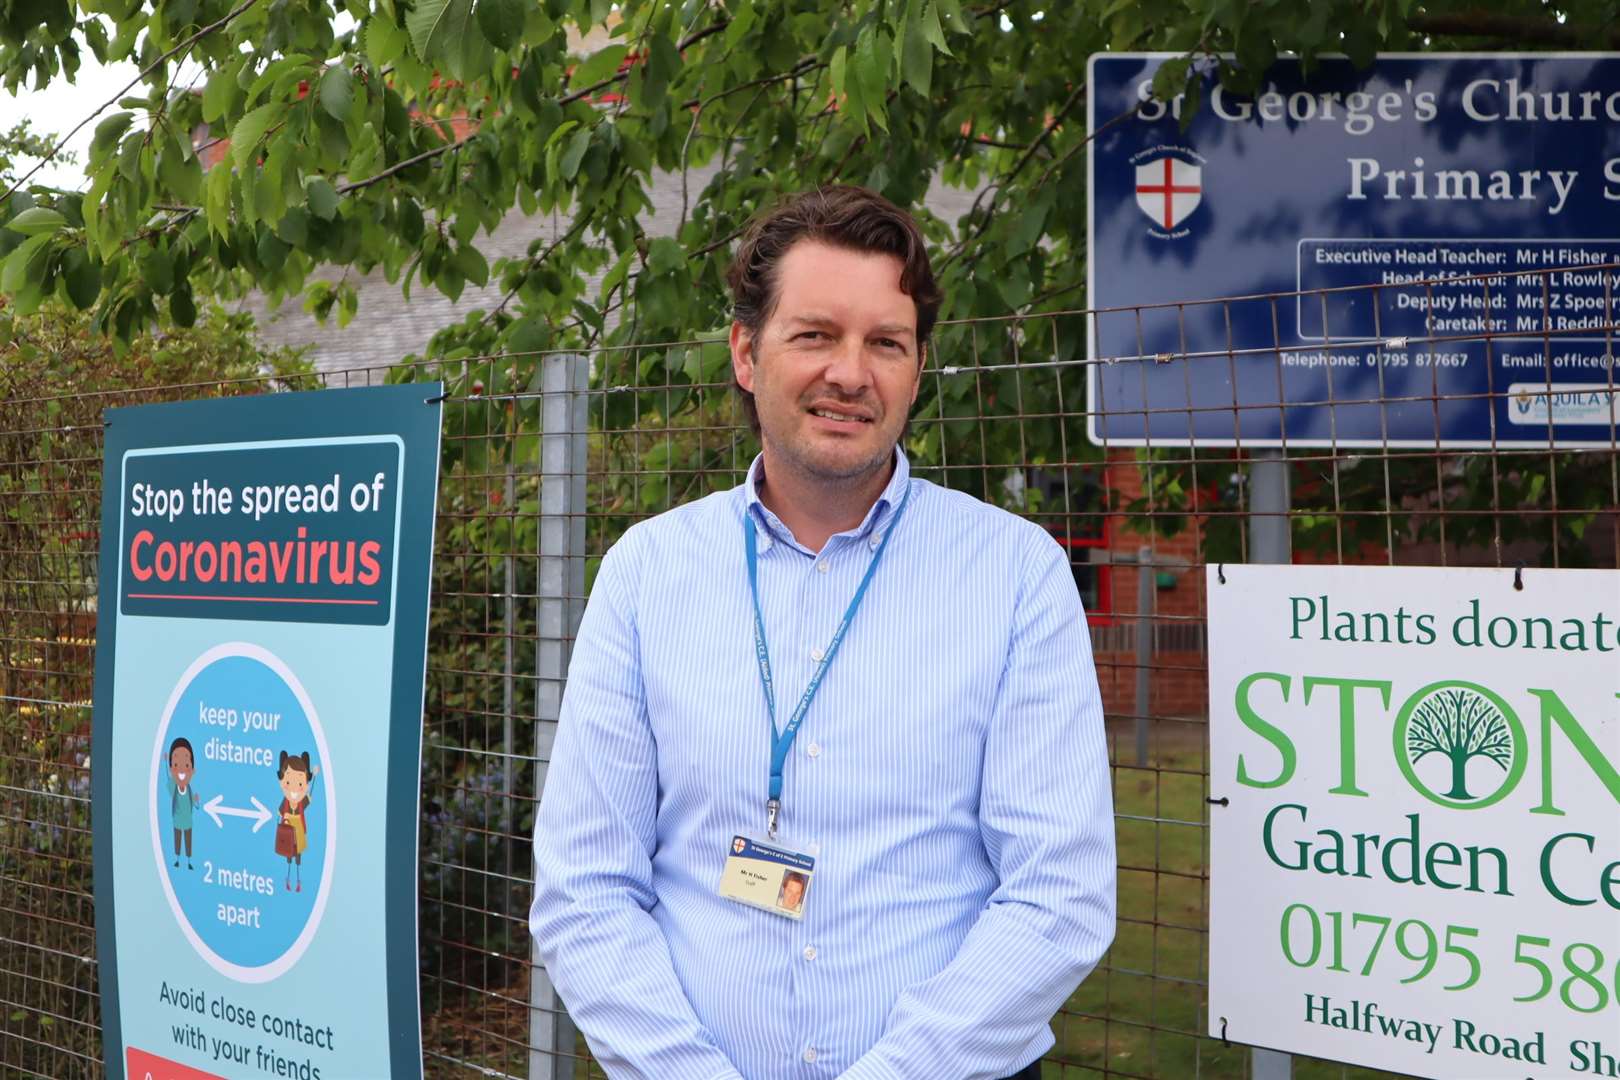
[170, 285, 197, 327]
[901, 9, 932, 97]
[202, 64, 240, 122]
[919, 2, 950, 54]
[246, 54, 312, 106]
[475, 0, 522, 51]
[364, 18, 408, 68]
[724, 2, 756, 47]
[406, 0, 474, 64]
[318, 65, 354, 122]
[1151, 57, 1192, 102]
[63, 250, 101, 309]
[507, 315, 548, 356]
[646, 236, 683, 275]
[231, 104, 278, 172]
[89, 111, 133, 164]
[1008, 187, 1055, 255]
[306, 176, 340, 220]
[451, 17, 493, 80]
[140, 246, 174, 293]
[639, 33, 679, 108]
[158, 138, 202, 203]
[997, 259, 1032, 309]
[853, 29, 894, 131]
[275, 206, 310, 247]
[204, 162, 233, 238]
[544, 118, 578, 149]
[1, 233, 52, 295]
[572, 44, 627, 87]
[599, 248, 633, 301]
[558, 125, 592, 180]
[5, 207, 66, 236]
[453, 244, 488, 287]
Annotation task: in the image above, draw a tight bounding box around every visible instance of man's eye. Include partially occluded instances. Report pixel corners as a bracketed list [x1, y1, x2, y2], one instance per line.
[794, 331, 825, 341]
[875, 338, 903, 350]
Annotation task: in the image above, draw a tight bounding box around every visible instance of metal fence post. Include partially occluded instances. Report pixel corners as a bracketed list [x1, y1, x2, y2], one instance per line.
[530, 353, 588, 1080]
[1247, 448, 1293, 1080]
[1133, 543, 1153, 767]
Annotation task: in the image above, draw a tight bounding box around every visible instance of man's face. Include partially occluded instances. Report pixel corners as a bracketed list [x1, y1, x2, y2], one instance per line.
[731, 240, 923, 486]
[781, 876, 806, 909]
[169, 748, 193, 787]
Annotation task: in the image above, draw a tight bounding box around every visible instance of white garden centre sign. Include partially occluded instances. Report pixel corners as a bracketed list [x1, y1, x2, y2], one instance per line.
[1208, 565, 1620, 1079]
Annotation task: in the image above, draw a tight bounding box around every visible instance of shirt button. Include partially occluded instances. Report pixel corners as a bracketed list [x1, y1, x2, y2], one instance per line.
[868, 537, 881, 551]
[806, 741, 821, 758]
[807, 841, 821, 856]
[816, 560, 829, 573]
[810, 647, 824, 662]
[803, 1048, 817, 1063]
[803, 945, 817, 961]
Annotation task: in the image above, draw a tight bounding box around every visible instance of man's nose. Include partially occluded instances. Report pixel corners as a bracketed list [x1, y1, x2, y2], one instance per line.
[821, 339, 872, 392]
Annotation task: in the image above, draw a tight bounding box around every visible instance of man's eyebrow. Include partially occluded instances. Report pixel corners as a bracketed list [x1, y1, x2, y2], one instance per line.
[781, 314, 915, 335]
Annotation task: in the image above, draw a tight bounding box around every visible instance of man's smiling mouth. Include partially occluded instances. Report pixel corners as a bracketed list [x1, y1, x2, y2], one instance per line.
[808, 407, 872, 423]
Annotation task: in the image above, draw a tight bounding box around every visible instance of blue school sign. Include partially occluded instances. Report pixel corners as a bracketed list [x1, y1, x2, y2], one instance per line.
[1086, 53, 1620, 447]
[92, 386, 441, 1080]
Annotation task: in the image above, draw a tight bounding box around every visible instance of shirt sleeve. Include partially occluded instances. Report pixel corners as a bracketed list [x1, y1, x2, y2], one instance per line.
[839, 531, 1117, 1080]
[528, 536, 745, 1080]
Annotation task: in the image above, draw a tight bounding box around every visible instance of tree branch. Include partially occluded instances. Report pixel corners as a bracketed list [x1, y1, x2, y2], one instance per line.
[483, 208, 596, 325]
[338, 16, 732, 198]
[940, 78, 1087, 269]
[1, 0, 263, 206]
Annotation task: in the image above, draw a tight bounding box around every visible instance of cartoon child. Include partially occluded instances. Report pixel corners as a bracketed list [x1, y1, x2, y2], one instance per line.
[166, 737, 200, 869]
[274, 750, 320, 892]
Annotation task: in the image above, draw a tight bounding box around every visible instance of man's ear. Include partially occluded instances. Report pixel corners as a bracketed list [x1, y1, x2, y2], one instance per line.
[730, 321, 756, 393]
[907, 340, 927, 407]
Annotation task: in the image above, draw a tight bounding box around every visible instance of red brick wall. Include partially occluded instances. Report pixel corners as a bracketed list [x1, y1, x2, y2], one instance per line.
[1090, 451, 1209, 720]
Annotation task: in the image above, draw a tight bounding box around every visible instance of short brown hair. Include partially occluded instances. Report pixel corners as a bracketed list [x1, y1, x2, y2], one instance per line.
[727, 186, 941, 432]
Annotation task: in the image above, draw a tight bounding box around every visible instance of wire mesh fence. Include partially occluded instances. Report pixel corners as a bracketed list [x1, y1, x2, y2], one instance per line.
[1, 260, 1616, 1078]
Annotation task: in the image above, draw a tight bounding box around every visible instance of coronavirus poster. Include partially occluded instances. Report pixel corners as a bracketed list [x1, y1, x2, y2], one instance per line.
[92, 385, 442, 1080]
[1208, 565, 1620, 1079]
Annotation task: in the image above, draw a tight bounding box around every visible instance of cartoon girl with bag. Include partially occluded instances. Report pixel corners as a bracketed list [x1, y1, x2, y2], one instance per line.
[274, 750, 319, 892]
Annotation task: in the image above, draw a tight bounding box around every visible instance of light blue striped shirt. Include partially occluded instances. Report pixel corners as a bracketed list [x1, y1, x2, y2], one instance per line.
[530, 451, 1115, 1079]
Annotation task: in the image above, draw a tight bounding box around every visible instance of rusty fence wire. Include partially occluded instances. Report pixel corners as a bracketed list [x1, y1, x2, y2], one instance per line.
[1, 261, 1616, 1079]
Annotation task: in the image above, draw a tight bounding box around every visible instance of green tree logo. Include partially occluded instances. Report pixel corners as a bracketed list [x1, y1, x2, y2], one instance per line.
[1394, 681, 1526, 810]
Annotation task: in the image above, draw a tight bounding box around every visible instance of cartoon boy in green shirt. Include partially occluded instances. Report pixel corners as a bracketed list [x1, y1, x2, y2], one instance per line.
[167, 737, 200, 869]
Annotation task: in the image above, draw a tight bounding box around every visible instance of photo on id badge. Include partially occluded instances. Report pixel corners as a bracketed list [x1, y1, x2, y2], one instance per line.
[719, 835, 815, 919]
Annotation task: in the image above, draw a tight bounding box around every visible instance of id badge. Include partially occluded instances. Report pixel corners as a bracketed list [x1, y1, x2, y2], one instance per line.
[718, 835, 815, 919]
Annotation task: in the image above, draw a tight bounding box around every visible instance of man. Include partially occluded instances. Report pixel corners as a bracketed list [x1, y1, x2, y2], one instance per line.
[778, 871, 809, 915]
[531, 186, 1115, 1079]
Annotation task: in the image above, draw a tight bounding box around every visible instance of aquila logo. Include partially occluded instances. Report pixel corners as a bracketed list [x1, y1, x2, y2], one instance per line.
[1130, 146, 1206, 238]
[1506, 382, 1619, 426]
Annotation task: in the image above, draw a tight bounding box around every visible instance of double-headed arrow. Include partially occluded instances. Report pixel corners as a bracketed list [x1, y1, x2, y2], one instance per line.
[202, 794, 272, 832]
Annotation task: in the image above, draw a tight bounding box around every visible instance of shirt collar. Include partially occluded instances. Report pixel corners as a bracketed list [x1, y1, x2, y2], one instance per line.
[744, 449, 912, 554]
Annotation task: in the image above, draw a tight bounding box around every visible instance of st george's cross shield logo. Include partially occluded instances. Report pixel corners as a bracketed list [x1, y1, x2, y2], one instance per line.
[1134, 156, 1202, 229]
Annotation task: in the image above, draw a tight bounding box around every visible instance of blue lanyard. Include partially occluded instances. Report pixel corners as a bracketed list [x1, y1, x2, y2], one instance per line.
[745, 483, 912, 837]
